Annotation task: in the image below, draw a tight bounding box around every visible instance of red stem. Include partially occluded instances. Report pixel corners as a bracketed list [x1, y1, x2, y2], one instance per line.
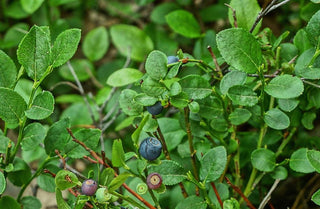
[210, 182, 223, 208]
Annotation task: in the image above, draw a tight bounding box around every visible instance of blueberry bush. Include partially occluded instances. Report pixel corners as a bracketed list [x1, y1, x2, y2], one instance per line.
[0, 0, 320, 209]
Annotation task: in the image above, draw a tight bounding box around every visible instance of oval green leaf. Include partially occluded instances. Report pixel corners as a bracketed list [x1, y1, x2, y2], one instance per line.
[0, 50, 17, 88]
[307, 150, 320, 173]
[179, 75, 212, 100]
[290, 148, 315, 173]
[55, 170, 79, 190]
[0, 172, 5, 195]
[264, 108, 290, 130]
[220, 70, 247, 95]
[25, 91, 54, 120]
[145, 50, 168, 80]
[83, 27, 109, 61]
[229, 108, 252, 125]
[227, 85, 258, 106]
[265, 75, 304, 99]
[107, 68, 143, 87]
[251, 148, 276, 172]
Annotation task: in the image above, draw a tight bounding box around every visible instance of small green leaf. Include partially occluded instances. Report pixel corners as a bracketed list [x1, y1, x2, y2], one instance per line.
[251, 148, 276, 172]
[179, 75, 212, 100]
[158, 118, 186, 150]
[21, 123, 46, 151]
[295, 48, 320, 80]
[307, 150, 320, 173]
[264, 108, 290, 130]
[145, 50, 168, 80]
[25, 91, 54, 120]
[83, 27, 109, 61]
[0, 172, 5, 195]
[0, 196, 21, 209]
[7, 158, 32, 186]
[228, 0, 261, 33]
[20, 196, 42, 209]
[17, 25, 51, 81]
[119, 89, 144, 116]
[99, 168, 115, 186]
[0, 87, 27, 125]
[0, 50, 17, 88]
[175, 195, 207, 209]
[134, 93, 158, 106]
[223, 198, 240, 209]
[229, 108, 252, 125]
[265, 75, 304, 99]
[302, 112, 316, 130]
[165, 10, 201, 38]
[110, 24, 153, 61]
[55, 170, 79, 190]
[198, 96, 224, 120]
[108, 173, 132, 193]
[1, 23, 29, 49]
[107, 68, 143, 87]
[131, 114, 150, 146]
[148, 160, 187, 185]
[170, 92, 189, 108]
[151, 2, 180, 25]
[56, 188, 71, 209]
[278, 98, 299, 112]
[312, 189, 320, 206]
[200, 146, 227, 182]
[293, 29, 313, 53]
[51, 28, 81, 68]
[270, 166, 288, 180]
[64, 128, 101, 159]
[112, 139, 127, 168]
[306, 10, 320, 45]
[44, 118, 71, 155]
[227, 85, 258, 106]
[20, 0, 44, 13]
[189, 101, 200, 113]
[217, 28, 262, 73]
[220, 70, 246, 95]
[141, 76, 167, 97]
[290, 148, 315, 173]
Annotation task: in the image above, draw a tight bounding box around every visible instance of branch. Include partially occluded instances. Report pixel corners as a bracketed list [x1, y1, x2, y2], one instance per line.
[225, 3, 238, 28]
[258, 179, 281, 209]
[210, 182, 223, 208]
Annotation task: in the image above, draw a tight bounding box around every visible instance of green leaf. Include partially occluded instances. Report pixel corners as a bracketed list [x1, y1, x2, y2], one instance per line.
[99, 168, 115, 186]
[0, 50, 17, 88]
[229, 108, 252, 125]
[278, 98, 299, 112]
[59, 59, 94, 82]
[148, 160, 187, 185]
[141, 76, 167, 97]
[289, 148, 315, 173]
[134, 93, 158, 106]
[60, 102, 95, 126]
[64, 128, 101, 158]
[14, 79, 42, 103]
[302, 112, 316, 130]
[170, 92, 189, 108]
[179, 75, 212, 100]
[293, 29, 312, 53]
[107, 68, 143, 87]
[21, 123, 46, 151]
[44, 118, 71, 155]
[251, 148, 276, 172]
[20, 0, 44, 13]
[0, 172, 5, 195]
[264, 108, 290, 130]
[227, 85, 258, 106]
[7, 158, 32, 186]
[165, 10, 201, 38]
[0, 196, 21, 209]
[175, 195, 207, 209]
[229, 0, 261, 33]
[112, 139, 127, 168]
[56, 188, 71, 209]
[0, 23, 29, 49]
[0, 136, 11, 153]
[119, 89, 144, 116]
[145, 50, 168, 80]
[306, 10, 320, 45]
[295, 48, 320, 79]
[220, 70, 247, 95]
[198, 96, 224, 120]
[312, 189, 320, 206]
[151, 2, 180, 25]
[25, 91, 54, 120]
[223, 198, 240, 209]
[270, 166, 288, 180]
[55, 170, 79, 190]
[17, 25, 51, 81]
[110, 24, 153, 61]
[0, 87, 27, 125]
[189, 101, 200, 113]
[216, 28, 262, 73]
[83, 27, 109, 61]
[51, 28, 81, 68]
[200, 146, 227, 182]
[131, 114, 150, 146]
[21, 196, 42, 209]
[108, 173, 132, 193]
[307, 150, 320, 173]
[265, 75, 304, 99]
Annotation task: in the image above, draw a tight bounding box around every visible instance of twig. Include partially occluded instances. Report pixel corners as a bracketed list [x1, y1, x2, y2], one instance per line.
[49, 81, 80, 91]
[99, 87, 117, 112]
[101, 109, 122, 132]
[224, 3, 238, 28]
[225, 177, 256, 209]
[67, 61, 96, 124]
[267, 0, 291, 15]
[152, 115, 170, 160]
[258, 179, 281, 209]
[302, 79, 320, 89]
[210, 182, 223, 208]
[55, 150, 66, 169]
[102, 102, 119, 122]
[207, 45, 222, 77]
[250, 0, 277, 33]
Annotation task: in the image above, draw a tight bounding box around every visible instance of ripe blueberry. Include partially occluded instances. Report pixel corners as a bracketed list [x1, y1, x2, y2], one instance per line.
[139, 137, 162, 161]
[167, 56, 179, 64]
[81, 179, 98, 196]
[146, 101, 163, 115]
[146, 173, 162, 190]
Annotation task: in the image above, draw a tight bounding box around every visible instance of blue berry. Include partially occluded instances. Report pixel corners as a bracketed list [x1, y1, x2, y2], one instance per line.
[139, 137, 162, 161]
[167, 56, 179, 64]
[81, 179, 98, 196]
[146, 101, 163, 115]
[147, 173, 162, 190]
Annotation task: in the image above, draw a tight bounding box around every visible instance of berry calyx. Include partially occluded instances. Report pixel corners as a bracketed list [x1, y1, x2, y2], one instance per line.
[147, 173, 162, 190]
[81, 179, 98, 196]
